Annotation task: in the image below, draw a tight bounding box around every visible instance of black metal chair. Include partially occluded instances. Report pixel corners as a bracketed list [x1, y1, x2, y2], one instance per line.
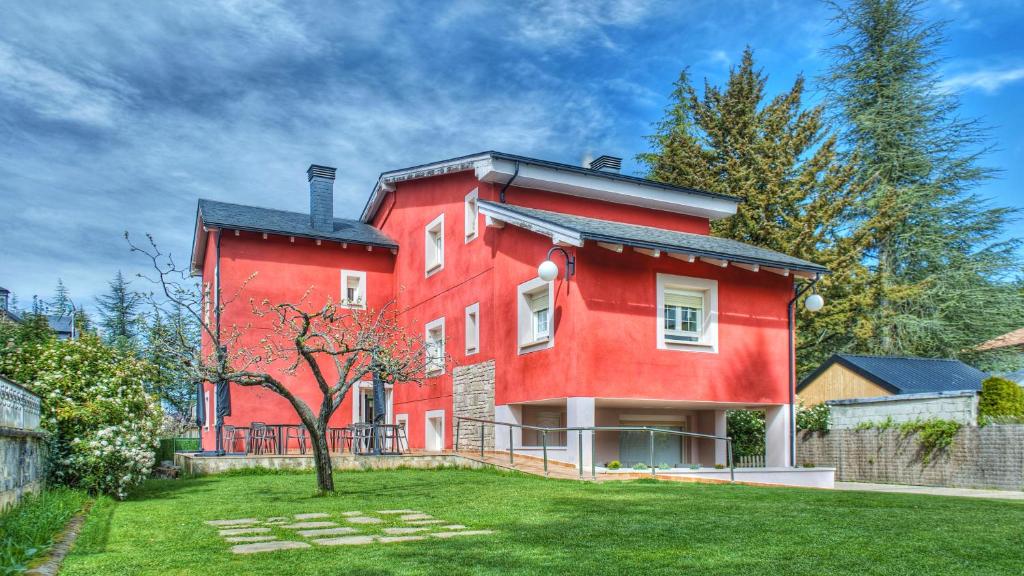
[395, 422, 409, 454]
[329, 427, 354, 453]
[283, 425, 308, 455]
[351, 423, 373, 454]
[249, 422, 278, 455]
[222, 425, 245, 453]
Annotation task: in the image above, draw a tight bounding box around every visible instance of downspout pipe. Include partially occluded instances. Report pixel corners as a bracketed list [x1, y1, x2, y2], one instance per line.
[499, 160, 520, 203]
[787, 275, 820, 467]
[214, 229, 224, 456]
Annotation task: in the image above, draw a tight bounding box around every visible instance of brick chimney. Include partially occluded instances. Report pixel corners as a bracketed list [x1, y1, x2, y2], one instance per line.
[307, 164, 337, 232]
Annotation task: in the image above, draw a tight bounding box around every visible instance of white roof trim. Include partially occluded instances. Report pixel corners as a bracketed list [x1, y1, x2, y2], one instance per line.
[478, 202, 584, 247]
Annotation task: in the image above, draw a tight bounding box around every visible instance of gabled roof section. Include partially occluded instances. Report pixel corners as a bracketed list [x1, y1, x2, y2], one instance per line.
[478, 200, 828, 275]
[798, 354, 989, 395]
[191, 199, 398, 273]
[361, 151, 741, 224]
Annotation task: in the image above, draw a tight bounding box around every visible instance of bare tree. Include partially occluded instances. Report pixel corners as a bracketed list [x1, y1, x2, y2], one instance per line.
[128, 233, 431, 493]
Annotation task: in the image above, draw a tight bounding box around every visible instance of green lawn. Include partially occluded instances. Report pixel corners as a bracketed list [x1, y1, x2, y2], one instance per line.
[63, 468, 1023, 576]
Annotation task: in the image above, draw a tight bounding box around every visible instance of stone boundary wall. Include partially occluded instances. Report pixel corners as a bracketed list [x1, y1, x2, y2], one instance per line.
[798, 425, 1024, 491]
[828, 391, 978, 429]
[1, 376, 45, 510]
[174, 453, 487, 476]
[452, 360, 495, 451]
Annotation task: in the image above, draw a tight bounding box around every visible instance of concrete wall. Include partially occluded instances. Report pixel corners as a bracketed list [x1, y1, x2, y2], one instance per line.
[828, 391, 978, 429]
[1, 377, 45, 510]
[798, 425, 1024, 491]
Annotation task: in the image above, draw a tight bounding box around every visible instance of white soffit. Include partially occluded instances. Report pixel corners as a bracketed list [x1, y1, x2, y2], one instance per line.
[475, 157, 738, 221]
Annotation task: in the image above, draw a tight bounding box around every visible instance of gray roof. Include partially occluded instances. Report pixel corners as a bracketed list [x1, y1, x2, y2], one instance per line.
[799, 354, 989, 394]
[198, 199, 397, 249]
[479, 201, 827, 273]
[46, 315, 73, 335]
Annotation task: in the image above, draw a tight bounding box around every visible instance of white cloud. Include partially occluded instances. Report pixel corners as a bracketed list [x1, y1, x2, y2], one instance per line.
[941, 66, 1024, 94]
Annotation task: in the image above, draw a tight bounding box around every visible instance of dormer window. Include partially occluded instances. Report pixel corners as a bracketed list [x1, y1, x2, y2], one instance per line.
[425, 214, 444, 277]
[340, 270, 366, 309]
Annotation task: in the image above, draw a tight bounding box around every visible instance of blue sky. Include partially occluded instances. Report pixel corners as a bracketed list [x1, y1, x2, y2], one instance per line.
[1, 0, 1022, 312]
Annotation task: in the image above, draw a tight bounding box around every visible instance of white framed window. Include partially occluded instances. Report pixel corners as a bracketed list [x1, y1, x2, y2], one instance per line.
[340, 270, 366, 309]
[517, 277, 554, 353]
[424, 317, 446, 376]
[465, 302, 480, 355]
[204, 390, 211, 430]
[425, 213, 445, 277]
[464, 188, 479, 242]
[656, 273, 718, 353]
[203, 282, 211, 325]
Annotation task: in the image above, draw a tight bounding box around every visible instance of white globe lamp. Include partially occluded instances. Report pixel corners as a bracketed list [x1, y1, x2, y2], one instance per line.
[804, 293, 824, 312]
[538, 260, 559, 282]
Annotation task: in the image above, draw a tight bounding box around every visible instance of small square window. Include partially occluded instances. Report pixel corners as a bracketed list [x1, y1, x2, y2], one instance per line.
[425, 214, 445, 276]
[465, 303, 480, 355]
[340, 270, 366, 309]
[656, 274, 718, 353]
[465, 189, 479, 242]
[425, 317, 446, 376]
[518, 277, 554, 353]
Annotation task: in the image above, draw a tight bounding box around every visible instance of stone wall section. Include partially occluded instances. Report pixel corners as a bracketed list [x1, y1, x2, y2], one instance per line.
[798, 425, 1024, 491]
[452, 360, 495, 451]
[828, 392, 978, 429]
[1, 376, 45, 510]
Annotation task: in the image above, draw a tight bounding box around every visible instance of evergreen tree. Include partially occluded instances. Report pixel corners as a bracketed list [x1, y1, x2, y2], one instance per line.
[822, 0, 1024, 368]
[96, 271, 143, 353]
[51, 279, 73, 317]
[639, 47, 871, 372]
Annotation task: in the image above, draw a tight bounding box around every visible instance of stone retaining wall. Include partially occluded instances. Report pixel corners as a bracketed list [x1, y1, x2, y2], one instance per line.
[452, 360, 495, 451]
[1, 376, 45, 510]
[798, 425, 1024, 491]
[828, 391, 978, 429]
[174, 453, 486, 476]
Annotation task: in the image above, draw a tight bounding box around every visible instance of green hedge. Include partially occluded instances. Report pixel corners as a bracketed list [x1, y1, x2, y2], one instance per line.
[0, 487, 87, 574]
[155, 437, 200, 463]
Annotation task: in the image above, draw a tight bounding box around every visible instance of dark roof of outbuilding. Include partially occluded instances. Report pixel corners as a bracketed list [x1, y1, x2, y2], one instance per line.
[799, 354, 989, 395]
[46, 315, 73, 334]
[478, 201, 827, 273]
[197, 199, 398, 248]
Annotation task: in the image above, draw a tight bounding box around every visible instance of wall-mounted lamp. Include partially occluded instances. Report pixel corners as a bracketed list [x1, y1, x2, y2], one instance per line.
[538, 246, 575, 281]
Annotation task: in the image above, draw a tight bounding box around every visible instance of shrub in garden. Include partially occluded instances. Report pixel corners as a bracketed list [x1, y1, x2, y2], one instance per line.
[796, 402, 830, 431]
[0, 320, 162, 499]
[606, 460, 621, 470]
[978, 376, 1024, 420]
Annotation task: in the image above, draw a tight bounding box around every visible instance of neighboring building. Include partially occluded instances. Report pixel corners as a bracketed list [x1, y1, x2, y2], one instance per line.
[0, 287, 19, 323]
[190, 152, 828, 468]
[798, 354, 988, 405]
[44, 315, 75, 340]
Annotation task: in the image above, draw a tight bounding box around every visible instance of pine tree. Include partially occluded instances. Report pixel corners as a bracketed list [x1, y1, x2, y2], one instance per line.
[51, 279, 73, 318]
[143, 301, 200, 420]
[639, 47, 871, 372]
[822, 0, 1024, 367]
[96, 271, 143, 353]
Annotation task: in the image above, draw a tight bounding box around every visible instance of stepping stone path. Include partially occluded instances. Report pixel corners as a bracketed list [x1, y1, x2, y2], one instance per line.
[232, 541, 311, 554]
[207, 509, 495, 554]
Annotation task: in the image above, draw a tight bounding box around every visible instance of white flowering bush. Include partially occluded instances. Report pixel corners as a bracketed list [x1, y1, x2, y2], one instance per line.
[1, 320, 162, 499]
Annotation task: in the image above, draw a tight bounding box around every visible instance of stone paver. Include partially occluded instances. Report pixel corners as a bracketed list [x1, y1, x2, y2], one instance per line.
[280, 521, 338, 529]
[340, 511, 363, 517]
[297, 527, 357, 537]
[383, 527, 430, 535]
[206, 518, 259, 526]
[225, 536, 278, 543]
[294, 513, 330, 520]
[377, 509, 420, 514]
[400, 513, 433, 521]
[311, 535, 375, 546]
[219, 527, 271, 536]
[231, 541, 311, 554]
[405, 519, 445, 525]
[266, 516, 289, 523]
[345, 516, 382, 524]
[835, 481, 1024, 500]
[430, 530, 494, 538]
[378, 535, 427, 543]
[442, 525, 467, 530]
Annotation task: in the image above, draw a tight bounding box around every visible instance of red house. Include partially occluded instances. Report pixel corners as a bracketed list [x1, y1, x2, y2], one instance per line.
[190, 152, 826, 470]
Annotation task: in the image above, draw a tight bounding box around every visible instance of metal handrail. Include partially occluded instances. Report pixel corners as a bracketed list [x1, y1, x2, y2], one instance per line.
[454, 415, 734, 481]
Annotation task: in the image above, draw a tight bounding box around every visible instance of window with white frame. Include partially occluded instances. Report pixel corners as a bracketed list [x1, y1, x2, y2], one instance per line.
[425, 213, 444, 276]
[656, 273, 718, 353]
[204, 390, 211, 430]
[340, 270, 366, 308]
[424, 317, 445, 376]
[203, 282, 211, 325]
[517, 277, 554, 353]
[464, 188, 479, 242]
[465, 302, 479, 355]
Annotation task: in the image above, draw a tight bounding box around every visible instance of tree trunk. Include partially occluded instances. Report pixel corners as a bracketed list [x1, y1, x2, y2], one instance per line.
[310, 427, 334, 493]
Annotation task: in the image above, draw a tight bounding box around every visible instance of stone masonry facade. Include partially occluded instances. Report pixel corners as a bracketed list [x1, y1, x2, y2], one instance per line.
[452, 360, 495, 452]
[828, 391, 978, 429]
[798, 425, 1024, 491]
